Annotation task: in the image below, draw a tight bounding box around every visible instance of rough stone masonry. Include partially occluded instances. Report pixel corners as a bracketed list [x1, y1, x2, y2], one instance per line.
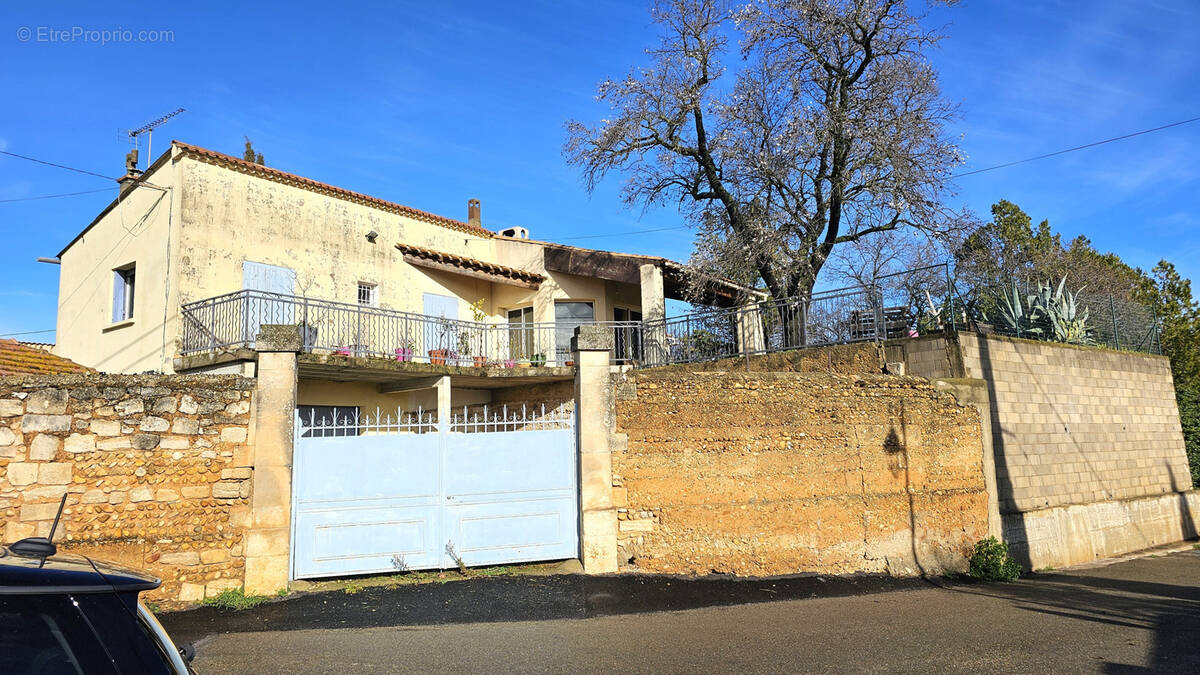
[0, 374, 254, 604]
[612, 370, 990, 577]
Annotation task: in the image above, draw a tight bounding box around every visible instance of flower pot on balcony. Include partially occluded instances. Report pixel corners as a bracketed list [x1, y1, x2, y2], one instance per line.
[530, 353, 546, 368]
[517, 358, 531, 368]
[503, 359, 516, 368]
[472, 356, 486, 367]
[428, 349, 452, 365]
[565, 360, 575, 367]
[395, 347, 413, 362]
[334, 347, 351, 357]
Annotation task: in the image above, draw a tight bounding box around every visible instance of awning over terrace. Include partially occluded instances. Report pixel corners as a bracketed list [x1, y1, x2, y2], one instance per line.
[396, 243, 545, 289]
[539, 242, 762, 308]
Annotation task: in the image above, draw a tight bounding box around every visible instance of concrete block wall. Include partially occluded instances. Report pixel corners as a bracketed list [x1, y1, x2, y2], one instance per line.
[886, 336, 961, 380]
[956, 333, 1189, 514]
[900, 332, 1197, 568]
[0, 374, 254, 605]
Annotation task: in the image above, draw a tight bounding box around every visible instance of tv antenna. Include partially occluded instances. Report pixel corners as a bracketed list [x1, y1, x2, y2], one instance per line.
[119, 108, 185, 169]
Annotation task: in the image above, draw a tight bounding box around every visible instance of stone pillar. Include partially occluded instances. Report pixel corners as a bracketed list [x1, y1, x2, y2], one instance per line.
[435, 375, 451, 431]
[572, 325, 618, 573]
[244, 325, 301, 595]
[735, 303, 766, 355]
[639, 263, 667, 366]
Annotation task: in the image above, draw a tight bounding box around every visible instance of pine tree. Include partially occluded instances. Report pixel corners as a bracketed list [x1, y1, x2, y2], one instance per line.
[242, 137, 265, 166]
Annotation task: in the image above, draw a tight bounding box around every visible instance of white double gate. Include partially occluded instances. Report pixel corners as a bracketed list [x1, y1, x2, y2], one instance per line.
[290, 405, 578, 579]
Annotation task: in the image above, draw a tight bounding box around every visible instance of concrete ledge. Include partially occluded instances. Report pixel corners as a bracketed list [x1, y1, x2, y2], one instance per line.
[572, 325, 614, 352]
[256, 325, 304, 352]
[1003, 490, 1200, 570]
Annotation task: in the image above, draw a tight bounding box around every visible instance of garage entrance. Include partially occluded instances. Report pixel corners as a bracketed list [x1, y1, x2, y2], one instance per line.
[290, 404, 578, 579]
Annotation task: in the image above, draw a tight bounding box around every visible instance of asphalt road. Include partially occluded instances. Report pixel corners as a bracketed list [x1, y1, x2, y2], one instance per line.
[180, 549, 1200, 674]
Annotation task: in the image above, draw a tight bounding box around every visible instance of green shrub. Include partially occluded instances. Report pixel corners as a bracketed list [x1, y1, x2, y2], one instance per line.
[201, 588, 268, 611]
[1178, 385, 1200, 488]
[968, 537, 1021, 582]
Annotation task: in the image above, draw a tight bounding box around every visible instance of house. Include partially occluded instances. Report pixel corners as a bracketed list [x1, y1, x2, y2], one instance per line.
[52, 141, 754, 426]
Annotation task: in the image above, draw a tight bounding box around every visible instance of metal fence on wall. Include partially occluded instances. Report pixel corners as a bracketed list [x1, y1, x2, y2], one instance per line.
[642, 285, 884, 366]
[963, 280, 1161, 354]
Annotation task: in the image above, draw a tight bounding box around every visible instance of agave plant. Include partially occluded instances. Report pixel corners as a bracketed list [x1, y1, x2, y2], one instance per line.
[1032, 277, 1094, 345]
[993, 279, 1044, 337]
[987, 277, 1094, 345]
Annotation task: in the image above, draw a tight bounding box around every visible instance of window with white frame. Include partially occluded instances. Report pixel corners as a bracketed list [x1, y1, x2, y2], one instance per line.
[357, 282, 377, 307]
[112, 264, 136, 323]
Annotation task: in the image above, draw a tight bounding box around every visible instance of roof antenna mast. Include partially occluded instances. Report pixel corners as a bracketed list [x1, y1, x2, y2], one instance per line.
[121, 107, 185, 170]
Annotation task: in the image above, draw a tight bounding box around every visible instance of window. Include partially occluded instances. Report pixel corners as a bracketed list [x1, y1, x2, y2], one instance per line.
[112, 265, 136, 323]
[357, 282, 377, 307]
[554, 301, 594, 363]
[613, 307, 643, 362]
[0, 594, 116, 674]
[297, 405, 361, 438]
[507, 306, 534, 360]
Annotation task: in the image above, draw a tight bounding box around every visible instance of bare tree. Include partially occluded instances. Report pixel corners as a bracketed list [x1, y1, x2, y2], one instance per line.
[565, 0, 967, 307]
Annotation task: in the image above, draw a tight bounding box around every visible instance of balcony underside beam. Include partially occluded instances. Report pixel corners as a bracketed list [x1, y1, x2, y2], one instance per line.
[378, 376, 446, 394]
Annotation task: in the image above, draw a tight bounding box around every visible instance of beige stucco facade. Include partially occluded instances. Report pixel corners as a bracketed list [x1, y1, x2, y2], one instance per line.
[54, 164, 182, 374]
[53, 143, 650, 377]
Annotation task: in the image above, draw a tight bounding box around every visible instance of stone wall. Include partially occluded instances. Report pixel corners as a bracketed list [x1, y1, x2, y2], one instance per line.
[610, 370, 989, 577]
[0, 374, 254, 604]
[652, 341, 884, 377]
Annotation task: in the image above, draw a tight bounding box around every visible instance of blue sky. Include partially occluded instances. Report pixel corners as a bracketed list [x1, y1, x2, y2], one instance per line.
[1, 0, 1197, 339]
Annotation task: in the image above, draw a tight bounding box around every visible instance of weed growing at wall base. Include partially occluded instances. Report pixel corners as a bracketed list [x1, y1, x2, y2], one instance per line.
[201, 588, 270, 611]
[968, 537, 1022, 582]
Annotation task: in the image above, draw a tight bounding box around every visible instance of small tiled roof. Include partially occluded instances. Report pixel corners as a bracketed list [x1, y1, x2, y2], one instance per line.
[172, 142, 495, 238]
[396, 243, 545, 287]
[0, 340, 93, 376]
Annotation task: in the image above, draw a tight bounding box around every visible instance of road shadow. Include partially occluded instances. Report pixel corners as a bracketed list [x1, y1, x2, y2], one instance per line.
[950, 558, 1200, 673]
[159, 571, 932, 646]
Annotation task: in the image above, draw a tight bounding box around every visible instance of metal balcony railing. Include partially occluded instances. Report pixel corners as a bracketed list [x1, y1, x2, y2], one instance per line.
[180, 290, 644, 367]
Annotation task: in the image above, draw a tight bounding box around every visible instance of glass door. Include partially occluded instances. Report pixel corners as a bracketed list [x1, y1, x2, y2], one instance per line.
[554, 301, 594, 365]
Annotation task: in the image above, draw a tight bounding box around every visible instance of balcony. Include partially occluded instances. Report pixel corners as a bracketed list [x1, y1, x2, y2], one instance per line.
[180, 290, 645, 368]
[179, 284, 897, 376]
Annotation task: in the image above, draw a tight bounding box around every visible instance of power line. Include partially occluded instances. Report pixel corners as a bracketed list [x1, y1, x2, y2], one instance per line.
[557, 224, 690, 240]
[0, 150, 114, 180]
[0, 188, 112, 204]
[0, 329, 55, 337]
[558, 116, 1200, 239]
[953, 114, 1200, 178]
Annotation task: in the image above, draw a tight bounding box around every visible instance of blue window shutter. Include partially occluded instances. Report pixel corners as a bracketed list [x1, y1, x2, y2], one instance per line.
[112, 270, 125, 323]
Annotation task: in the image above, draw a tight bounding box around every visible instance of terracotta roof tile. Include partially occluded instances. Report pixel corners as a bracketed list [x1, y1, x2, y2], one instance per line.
[0, 340, 93, 376]
[171, 141, 494, 238]
[395, 243, 545, 286]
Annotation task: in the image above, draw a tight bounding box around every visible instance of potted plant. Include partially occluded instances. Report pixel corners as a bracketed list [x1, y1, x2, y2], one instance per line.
[334, 346, 351, 357]
[503, 358, 516, 368]
[429, 317, 455, 365]
[457, 331, 476, 367]
[467, 298, 489, 367]
[394, 338, 414, 362]
[530, 353, 546, 367]
[517, 358, 531, 368]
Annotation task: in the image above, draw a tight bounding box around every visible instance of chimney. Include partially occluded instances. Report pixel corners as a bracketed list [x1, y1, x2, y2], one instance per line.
[116, 148, 142, 197]
[468, 199, 481, 227]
